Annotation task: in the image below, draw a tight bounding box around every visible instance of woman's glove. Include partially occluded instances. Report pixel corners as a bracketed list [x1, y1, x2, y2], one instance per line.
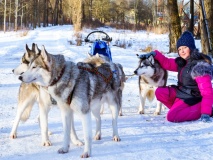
[200, 114, 211, 123]
[138, 51, 156, 59]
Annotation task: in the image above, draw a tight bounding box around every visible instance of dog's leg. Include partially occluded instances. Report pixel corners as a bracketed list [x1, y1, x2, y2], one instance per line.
[80, 112, 92, 158]
[58, 104, 71, 154]
[38, 102, 51, 146]
[70, 110, 84, 146]
[109, 100, 120, 142]
[154, 100, 162, 115]
[100, 103, 105, 114]
[138, 91, 146, 114]
[118, 89, 123, 116]
[91, 105, 101, 140]
[10, 95, 36, 139]
[39, 89, 52, 146]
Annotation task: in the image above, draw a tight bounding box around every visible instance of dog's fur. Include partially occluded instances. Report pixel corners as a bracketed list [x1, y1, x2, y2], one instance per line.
[84, 53, 126, 116]
[19, 46, 121, 158]
[10, 44, 82, 147]
[134, 55, 168, 115]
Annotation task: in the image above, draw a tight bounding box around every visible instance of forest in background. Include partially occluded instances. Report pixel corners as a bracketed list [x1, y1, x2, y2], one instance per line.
[0, 0, 212, 55]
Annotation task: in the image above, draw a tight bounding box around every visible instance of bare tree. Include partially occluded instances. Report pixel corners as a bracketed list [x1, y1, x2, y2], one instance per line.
[200, 0, 212, 54]
[167, 0, 181, 52]
[71, 0, 83, 31]
[15, 0, 18, 31]
[3, 0, 6, 32]
[200, 0, 213, 55]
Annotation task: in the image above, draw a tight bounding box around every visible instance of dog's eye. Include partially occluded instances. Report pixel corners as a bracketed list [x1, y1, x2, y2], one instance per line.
[32, 66, 36, 69]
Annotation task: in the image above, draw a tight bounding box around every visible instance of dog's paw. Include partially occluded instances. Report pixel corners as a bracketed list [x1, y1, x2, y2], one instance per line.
[154, 112, 160, 116]
[71, 139, 84, 146]
[10, 133, 17, 139]
[80, 152, 90, 158]
[58, 147, 69, 154]
[119, 112, 123, 116]
[113, 135, 121, 142]
[94, 134, 101, 140]
[42, 140, 52, 146]
[138, 110, 144, 114]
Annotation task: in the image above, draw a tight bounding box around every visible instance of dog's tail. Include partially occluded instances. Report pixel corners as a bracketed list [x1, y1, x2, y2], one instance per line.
[146, 90, 155, 102]
[18, 83, 38, 122]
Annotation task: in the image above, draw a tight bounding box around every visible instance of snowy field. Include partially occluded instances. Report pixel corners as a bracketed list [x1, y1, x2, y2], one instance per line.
[0, 25, 213, 160]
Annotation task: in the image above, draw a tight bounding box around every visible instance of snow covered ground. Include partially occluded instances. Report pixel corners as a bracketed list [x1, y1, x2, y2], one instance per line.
[0, 25, 213, 160]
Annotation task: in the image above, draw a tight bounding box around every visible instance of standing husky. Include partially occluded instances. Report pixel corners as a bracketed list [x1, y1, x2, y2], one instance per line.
[11, 43, 82, 147]
[134, 55, 168, 115]
[84, 53, 126, 116]
[19, 46, 121, 158]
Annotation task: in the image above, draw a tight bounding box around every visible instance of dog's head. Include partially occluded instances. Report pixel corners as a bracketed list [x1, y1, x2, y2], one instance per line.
[134, 54, 155, 77]
[13, 43, 40, 75]
[19, 45, 65, 87]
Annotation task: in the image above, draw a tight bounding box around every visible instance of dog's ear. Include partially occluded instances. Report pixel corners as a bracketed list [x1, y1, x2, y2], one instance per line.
[35, 44, 41, 55]
[41, 45, 50, 63]
[136, 54, 139, 58]
[95, 53, 100, 58]
[32, 43, 36, 52]
[147, 55, 154, 64]
[87, 52, 92, 57]
[26, 44, 31, 53]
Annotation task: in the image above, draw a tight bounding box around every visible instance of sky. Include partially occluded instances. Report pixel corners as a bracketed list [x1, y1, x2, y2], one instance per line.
[0, 25, 213, 160]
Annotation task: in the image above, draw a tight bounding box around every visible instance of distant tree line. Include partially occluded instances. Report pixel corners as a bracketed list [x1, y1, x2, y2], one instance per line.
[0, 0, 153, 31]
[0, 0, 212, 55]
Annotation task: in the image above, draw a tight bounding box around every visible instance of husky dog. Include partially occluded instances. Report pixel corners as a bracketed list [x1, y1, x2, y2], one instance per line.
[10, 44, 82, 147]
[19, 46, 121, 158]
[134, 55, 168, 115]
[84, 53, 126, 116]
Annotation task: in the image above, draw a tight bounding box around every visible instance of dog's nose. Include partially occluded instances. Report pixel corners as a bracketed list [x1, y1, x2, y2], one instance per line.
[134, 70, 137, 75]
[12, 69, 14, 73]
[19, 76, 23, 81]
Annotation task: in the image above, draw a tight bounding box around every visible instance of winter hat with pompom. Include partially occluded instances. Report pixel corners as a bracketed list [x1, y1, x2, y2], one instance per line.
[176, 31, 196, 51]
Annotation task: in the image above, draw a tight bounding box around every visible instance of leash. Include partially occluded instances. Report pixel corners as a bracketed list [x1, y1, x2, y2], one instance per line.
[78, 66, 113, 83]
[124, 73, 136, 80]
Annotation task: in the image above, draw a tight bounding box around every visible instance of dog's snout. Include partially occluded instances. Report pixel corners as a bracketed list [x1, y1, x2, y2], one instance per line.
[19, 76, 23, 81]
[134, 70, 137, 75]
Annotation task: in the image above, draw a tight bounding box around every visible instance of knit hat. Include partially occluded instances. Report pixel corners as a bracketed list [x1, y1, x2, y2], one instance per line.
[176, 31, 196, 51]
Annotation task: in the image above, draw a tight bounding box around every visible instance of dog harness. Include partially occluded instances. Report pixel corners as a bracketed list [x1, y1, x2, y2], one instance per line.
[49, 66, 66, 86]
[78, 66, 113, 83]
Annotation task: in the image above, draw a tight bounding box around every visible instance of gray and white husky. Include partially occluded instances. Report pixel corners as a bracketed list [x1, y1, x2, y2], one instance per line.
[19, 46, 121, 158]
[134, 55, 168, 115]
[84, 53, 126, 116]
[10, 43, 82, 147]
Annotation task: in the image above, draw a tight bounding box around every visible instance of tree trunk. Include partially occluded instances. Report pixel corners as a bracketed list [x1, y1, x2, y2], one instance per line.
[9, 0, 11, 30]
[72, 0, 83, 32]
[204, 0, 213, 56]
[4, 0, 6, 33]
[38, 0, 41, 27]
[189, 0, 194, 33]
[200, 0, 212, 55]
[43, 0, 48, 27]
[167, 0, 182, 52]
[15, 0, 19, 31]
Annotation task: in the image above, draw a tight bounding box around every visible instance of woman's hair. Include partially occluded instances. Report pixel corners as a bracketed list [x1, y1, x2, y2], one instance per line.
[200, 53, 212, 64]
[190, 49, 212, 65]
